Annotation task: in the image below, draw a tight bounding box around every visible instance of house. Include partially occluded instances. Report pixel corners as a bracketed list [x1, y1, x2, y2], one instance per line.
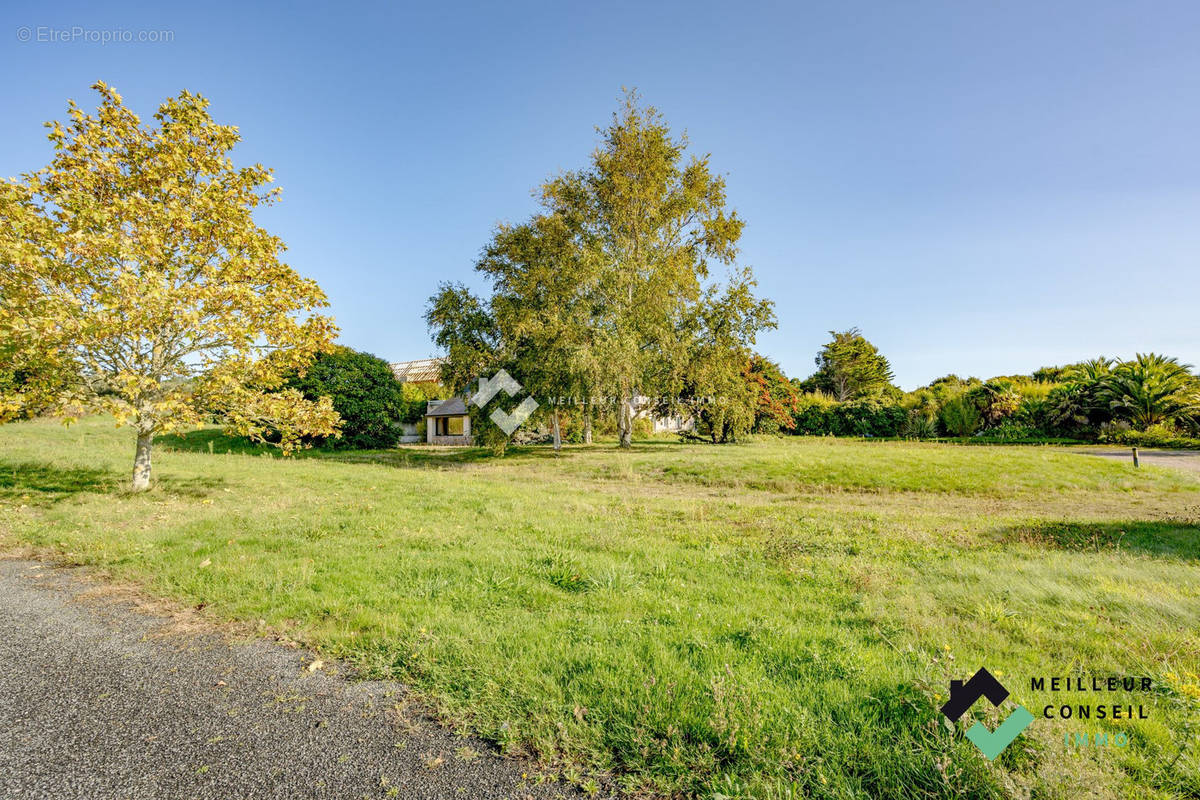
[389, 357, 692, 444]
[390, 358, 449, 444]
[390, 358, 472, 445]
[424, 396, 473, 445]
[646, 408, 692, 434]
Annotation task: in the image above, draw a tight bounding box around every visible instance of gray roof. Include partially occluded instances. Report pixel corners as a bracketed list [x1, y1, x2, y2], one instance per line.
[425, 397, 468, 417]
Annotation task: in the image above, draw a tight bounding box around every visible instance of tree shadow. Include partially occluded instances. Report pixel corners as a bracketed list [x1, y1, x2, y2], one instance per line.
[328, 446, 508, 469]
[151, 473, 228, 497]
[157, 427, 679, 472]
[157, 429, 278, 457]
[0, 460, 116, 504]
[157, 429, 504, 468]
[0, 459, 226, 505]
[996, 520, 1200, 560]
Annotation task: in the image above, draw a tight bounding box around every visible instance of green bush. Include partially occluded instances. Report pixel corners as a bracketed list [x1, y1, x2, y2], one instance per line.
[285, 347, 406, 449]
[900, 411, 938, 439]
[964, 380, 1021, 427]
[939, 397, 982, 438]
[1099, 425, 1200, 450]
[792, 394, 905, 437]
[980, 419, 1043, 442]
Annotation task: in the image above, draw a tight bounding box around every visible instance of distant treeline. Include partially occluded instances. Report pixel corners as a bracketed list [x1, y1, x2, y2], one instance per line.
[753, 329, 1200, 448]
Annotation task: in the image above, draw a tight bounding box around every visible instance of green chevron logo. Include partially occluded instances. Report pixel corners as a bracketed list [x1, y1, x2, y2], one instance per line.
[964, 705, 1035, 759]
[941, 667, 1033, 760]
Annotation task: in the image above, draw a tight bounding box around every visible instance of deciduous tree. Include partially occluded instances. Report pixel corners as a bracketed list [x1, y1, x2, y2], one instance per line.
[426, 91, 773, 450]
[659, 270, 775, 443]
[745, 355, 798, 434]
[477, 212, 599, 451]
[0, 82, 338, 491]
[544, 91, 755, 447]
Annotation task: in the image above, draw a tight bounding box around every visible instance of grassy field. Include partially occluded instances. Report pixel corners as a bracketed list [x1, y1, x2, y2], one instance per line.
[2, 417, 1199, 799]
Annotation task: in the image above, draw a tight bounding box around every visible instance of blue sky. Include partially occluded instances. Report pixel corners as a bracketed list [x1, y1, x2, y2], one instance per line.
[4, 0, 1198, 389]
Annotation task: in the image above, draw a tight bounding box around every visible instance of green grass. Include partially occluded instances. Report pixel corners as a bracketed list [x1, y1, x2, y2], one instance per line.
[2, 417, 1199, 799]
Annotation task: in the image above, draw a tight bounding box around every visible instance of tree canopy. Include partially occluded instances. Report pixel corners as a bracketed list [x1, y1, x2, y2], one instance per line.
[0, 82, 338, 490]
[1097, 353, 1199, 430]
[808, 328, 896, 401]
[427, 91, 775, 449]
[284, 347, 405, 450]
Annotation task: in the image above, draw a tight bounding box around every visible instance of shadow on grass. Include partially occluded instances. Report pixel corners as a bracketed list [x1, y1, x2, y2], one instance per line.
[157, 429, 278, 457]
[157, 428, 506, 467]
[998, 520, 1200, 560]
[0, 459, 226, 504]
[0, 461, 115, 504]
[156, 427, 676, 471]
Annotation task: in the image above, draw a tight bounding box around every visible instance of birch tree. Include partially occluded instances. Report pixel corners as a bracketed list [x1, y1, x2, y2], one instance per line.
[544, 91, 750, 447]
[427, 91, 771, 450]
[477, 211, 600, 451]
[0, 82, 339, 491]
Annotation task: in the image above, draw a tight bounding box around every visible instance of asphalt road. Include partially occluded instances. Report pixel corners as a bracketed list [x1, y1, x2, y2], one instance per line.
[1082, 448, 1200, 474]
[0, 558, 581, 800]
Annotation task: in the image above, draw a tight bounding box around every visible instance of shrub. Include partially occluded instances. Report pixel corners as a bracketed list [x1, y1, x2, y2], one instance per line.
[1099, 424, 1200, 450]
[965, 380, 1021, 427]
[939, 397, 982, 438]
[839, 399, 906, 437]
[791, 391, 839, 435]
[981, 419, 1043, 442]
[284, 347, 406, 449]
[791, 393, 905, 437]
[900, 411, 938, 439]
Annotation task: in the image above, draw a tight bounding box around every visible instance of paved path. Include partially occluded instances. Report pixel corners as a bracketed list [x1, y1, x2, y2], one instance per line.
[1082, 448, 1200, 474]
[0, 558, 580, 800]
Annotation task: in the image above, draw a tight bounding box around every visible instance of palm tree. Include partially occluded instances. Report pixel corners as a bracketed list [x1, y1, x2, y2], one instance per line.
[1045, 356, 1115, 435]
[1064, 356, 1115, 384]
[1098, 354, 1200, 430]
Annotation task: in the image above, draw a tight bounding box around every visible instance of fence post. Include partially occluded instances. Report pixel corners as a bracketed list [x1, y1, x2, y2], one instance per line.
[1131, 446, 1139, 468]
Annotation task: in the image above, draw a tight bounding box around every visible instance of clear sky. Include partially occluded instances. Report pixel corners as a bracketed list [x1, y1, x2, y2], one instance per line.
[3, 0, 1198, 389]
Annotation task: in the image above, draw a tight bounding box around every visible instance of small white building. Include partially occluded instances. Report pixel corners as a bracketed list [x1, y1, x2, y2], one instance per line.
[389, 357, 692, 444]
[424, 397, 473, 445]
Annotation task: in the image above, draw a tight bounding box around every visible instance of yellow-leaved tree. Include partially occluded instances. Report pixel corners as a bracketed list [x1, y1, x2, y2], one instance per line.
[0, 82, 340, 491]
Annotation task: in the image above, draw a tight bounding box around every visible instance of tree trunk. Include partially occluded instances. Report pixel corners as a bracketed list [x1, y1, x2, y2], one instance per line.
[583, 401, 593, 445]
[616, 397, 627, 445]
[618, 396, 633, 449]
[552, 407, 562, 451]
[131, 430, 154, 492]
